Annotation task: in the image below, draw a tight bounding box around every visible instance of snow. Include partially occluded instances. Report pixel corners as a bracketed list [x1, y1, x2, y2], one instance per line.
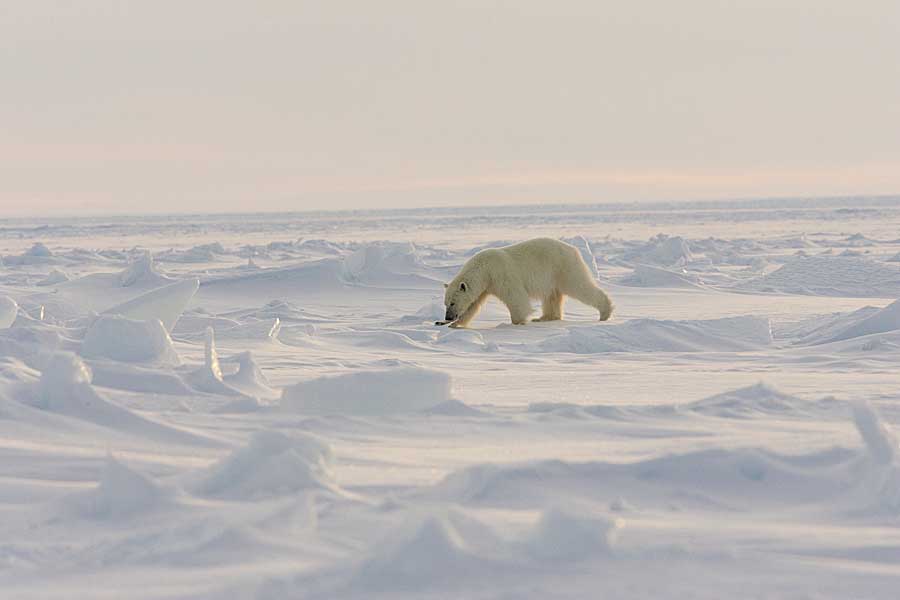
[738, 255, 900, 297]
[192, 430, 341, 500]
[3, 199, 900, 598]
[281, 366, 453, 415]
[536, 315, 772, 353]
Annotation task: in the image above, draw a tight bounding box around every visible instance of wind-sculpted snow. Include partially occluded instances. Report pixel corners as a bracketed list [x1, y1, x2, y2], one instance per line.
[537, 316, 772, 353]
[432, 411, 884, 511]
[684, 383, 842, 419]
[619, 264, 704, 288]
[529, 383, 843, 421]
[64, 456, 169, 519]
[348, 512, 507, 591]
[36, 268, 70, 286]
[341, 241, 444, 287]
[524, 507, 619, 562]
[620, 234, 694, 266]
[739, 255, 900, 297]
[192, 430, 342, 500]
[281, 366, 454, 415]
[809, 299, 900, 345]
[32, 352, 217, 446]
[3, 204, 900, 598]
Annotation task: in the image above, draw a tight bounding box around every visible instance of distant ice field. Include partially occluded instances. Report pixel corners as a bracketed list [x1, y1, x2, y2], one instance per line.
[1, 197, 900, 599]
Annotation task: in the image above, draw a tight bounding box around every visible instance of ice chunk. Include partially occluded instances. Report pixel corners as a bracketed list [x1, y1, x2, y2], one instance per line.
[103, 278, 199, 332]
[0, 296, 18, 329]
[81, 315, 180, 365]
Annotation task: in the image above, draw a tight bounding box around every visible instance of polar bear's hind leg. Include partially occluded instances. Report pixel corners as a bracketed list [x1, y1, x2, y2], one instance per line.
[534, 291, 564, 322]
[566, 280, 613, 321]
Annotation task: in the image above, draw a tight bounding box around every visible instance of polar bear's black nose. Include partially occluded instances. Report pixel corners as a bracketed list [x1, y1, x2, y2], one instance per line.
[445, 307, 457, 321]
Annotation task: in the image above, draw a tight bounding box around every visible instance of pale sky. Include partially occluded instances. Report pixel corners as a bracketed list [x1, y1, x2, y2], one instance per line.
[2, 1, 899, 216]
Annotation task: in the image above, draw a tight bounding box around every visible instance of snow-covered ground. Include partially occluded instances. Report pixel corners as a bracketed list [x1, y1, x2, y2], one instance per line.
[2, 198, 900, 599]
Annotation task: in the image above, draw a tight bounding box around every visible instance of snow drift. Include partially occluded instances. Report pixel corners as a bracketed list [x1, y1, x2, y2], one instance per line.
[280, 366, 453, 415]
[192, 430, 341, 500]
[537, 316, 773, 354]
[739, 255, 900, 297]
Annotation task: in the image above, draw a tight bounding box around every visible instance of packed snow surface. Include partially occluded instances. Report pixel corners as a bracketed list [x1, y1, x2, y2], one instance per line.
[2, 199, 900, 598]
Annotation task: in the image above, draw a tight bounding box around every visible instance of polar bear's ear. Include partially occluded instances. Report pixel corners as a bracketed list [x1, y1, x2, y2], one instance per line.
[459, 282, 467, 292]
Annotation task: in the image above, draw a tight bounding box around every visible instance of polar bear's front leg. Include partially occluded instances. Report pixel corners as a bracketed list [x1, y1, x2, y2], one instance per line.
[499, 288, 533, 325]
[449, 292, 488, 328]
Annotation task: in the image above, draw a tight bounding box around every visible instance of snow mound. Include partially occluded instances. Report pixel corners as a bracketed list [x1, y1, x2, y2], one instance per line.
[92, 521, 296, 568]
[222, 351, 278, 400]
[853, 403, 897, 465]
[341, 242, 434, 285]
[398, 298, 445, 323]
[36, 269, 70, 286]
[119, 252, 170, 287]
[156, 243, 227, 263]
[247, 299, 330, 323]
[739, 255, 900, 297]
[887, 251, 900, 263]
[685, 383, 835, 419]
[624, 235, 693, 266]
[0, 324, 64, 369]
[103, 278, 199, 332]
[434, 328, 493, 351]
[296, 238, 349, 255]
[36, 352, 215, 445]
[2, 243, 59, 265]
[350, 512, 502, 591]
[434, 444, 858, 509]
[851, 403, 900, 513]
[27, 242, 53, 257]
[537, 316, 772, 354]
[0, 296, 17, 329]
[524, 507, 619, 561]
[280, 366, 453, 415]
[199, 258, 347, 298]
[434, 461, 575, 505]
[38, 351, 94, 409]
[66, 456, 167, 519]
[619, 264, 703, 288]
[193, 430, 340, 500]
[89, 362, 195, 396]
[81, 316, 180, 365]
[812, 299, 900, 345]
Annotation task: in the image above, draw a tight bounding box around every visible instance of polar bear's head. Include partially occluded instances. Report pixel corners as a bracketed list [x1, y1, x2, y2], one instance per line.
[443, 280, 473, 322]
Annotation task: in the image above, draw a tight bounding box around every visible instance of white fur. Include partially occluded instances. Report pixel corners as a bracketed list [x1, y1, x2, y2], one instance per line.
[444, 238, 614, 327]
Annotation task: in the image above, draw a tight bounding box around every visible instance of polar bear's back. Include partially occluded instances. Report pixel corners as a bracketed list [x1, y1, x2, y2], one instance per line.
[485, 238, 592, 296]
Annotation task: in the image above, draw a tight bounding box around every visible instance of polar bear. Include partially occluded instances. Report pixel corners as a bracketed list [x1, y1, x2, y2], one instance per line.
[440, 238, 613, 327]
